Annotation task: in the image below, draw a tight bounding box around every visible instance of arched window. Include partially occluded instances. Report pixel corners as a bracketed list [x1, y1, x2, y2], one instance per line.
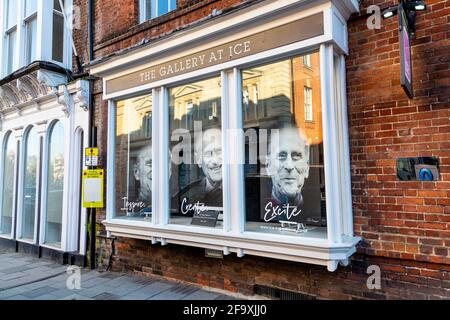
[0, 132, 16, 235]
[21, 126, 39, 240]
[45, 121, 64, 246]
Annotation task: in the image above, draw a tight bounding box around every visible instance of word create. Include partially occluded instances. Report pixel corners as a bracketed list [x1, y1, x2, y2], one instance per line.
[180, 198, 207, 215]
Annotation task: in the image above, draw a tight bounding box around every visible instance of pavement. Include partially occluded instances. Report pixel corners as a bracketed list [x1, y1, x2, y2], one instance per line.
[0, 251, 240, 300]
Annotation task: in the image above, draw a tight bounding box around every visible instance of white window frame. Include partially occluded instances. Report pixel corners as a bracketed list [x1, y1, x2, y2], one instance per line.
[101, 0, 360, 272]
[0, 0, 73, 78]
[16, 125, 41, 243]
[23, 1, 38, 66]
[0, 130, 18, 239]
[139, 0, 177, 23]
[303, 54, 312, 68]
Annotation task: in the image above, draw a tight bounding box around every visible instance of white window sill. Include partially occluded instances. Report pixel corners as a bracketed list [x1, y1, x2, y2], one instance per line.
[103, 218, 361, 272]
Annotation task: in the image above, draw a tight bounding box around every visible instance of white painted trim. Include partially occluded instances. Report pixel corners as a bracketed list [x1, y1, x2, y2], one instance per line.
[339, 54, 354, 236]
[104, 219, 359, 271]
[221, 71, 231, 232]
[106, 100, 116, 222]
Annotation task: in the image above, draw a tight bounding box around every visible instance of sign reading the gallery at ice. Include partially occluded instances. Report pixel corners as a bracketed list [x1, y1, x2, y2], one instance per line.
[82, 169, 104, 208]
[399, 5, 413, 98]
[85, 148, 99, 167]
[106, 13, 324, 95]
[191, 210, 220, 228]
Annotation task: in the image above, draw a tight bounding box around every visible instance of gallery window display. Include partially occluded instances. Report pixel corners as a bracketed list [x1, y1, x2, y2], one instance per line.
[99, 2, 360, 269]
[169, 77, 224, 228]
[242, 52, 326, 237]
[0, 132, 15, 236]
[115, 94, 153, 221]
[45, 121, 65, 246]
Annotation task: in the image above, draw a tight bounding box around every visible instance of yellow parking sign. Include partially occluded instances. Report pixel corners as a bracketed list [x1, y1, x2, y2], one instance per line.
[82, 169, 104, 208]
[85, 148, 99, 166]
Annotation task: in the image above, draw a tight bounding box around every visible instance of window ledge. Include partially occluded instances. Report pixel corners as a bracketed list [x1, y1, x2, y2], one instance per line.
[103, 219, 361, 272]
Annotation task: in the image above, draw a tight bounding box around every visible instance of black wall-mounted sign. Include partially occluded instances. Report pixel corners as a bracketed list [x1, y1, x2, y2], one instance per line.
[191, 210, 220, 227]
[399, 2, 414, 98]
[397, 157, 440, 181]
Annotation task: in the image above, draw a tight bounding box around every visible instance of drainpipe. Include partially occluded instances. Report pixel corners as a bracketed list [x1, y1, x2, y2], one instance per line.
[88, 0, 96, 270]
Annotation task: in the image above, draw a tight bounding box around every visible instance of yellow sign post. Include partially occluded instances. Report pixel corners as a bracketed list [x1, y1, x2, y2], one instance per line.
[85, 148, 99, 167]
[82, 169, 104, 208]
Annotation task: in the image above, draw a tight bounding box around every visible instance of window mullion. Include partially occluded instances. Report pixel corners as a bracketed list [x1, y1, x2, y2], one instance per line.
[159, 86, 170, 226]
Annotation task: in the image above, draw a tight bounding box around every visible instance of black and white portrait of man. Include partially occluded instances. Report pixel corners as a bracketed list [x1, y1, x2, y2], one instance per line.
[262, 126, 310, 222]
[125, 143, 152, 216]
[174, 127, 223, 215]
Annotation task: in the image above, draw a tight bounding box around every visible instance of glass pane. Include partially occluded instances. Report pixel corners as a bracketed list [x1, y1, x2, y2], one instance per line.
[242, 52, 326, 238]
[145, 0, 152, 20]
[54, 0, 65, 12]
[169, 0, 176, 11]
[157, 0, 169, 16]
[25, 18, 37, 65]
[45, 121, 64, 246]
[52, 13, 64, 62]
[7, 31, 16, 74]
[0, 133, 15, 235]
[169, 77, 223, 229]
[21, 127, 39, 240]
[25, 0, 38, 17]
[7, 0, 17, 29]
[115, 95, 153, 221]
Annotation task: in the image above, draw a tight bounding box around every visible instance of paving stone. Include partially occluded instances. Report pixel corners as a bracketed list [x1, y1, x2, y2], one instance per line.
[22, 286, 58, 298]
[6, 295, 28, 300]
[0, 252, 238, 301]
[121, 282, 174, 300]
[150, 284, 198, 300]
[182, 290, 221, 300]
[0, 272, 28, 281]
[59, 294, 94, 300]
[93, 292, 121, 300]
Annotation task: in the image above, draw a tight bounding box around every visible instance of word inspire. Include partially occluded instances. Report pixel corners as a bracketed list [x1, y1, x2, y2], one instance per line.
[264, 202, 302, 222]
[121, 197, 145, 213]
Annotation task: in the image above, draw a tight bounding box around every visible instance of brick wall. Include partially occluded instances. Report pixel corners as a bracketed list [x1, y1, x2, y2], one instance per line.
[78, 0, 450, 299]
[347, 0, 450, 266]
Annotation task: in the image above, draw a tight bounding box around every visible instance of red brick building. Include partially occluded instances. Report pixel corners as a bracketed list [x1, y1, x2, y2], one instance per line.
[76, 0, 449, 299]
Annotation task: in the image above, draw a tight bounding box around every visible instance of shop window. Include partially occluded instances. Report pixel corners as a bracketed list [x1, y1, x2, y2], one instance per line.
[21, 126, 39, 241]
[140, 0, 176, 22]
[115, 94, 153, 221]
[0, 132, 15, 236]
[169, 77, 223, 228]
[45, 121, 65, 246]
[242, 52, 326, 237]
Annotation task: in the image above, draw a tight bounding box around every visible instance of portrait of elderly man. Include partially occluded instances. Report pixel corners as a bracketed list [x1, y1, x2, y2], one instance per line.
[262, 126, 310, 222]
[173, 127, 223, 215]
[129, 143, 152, 216]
